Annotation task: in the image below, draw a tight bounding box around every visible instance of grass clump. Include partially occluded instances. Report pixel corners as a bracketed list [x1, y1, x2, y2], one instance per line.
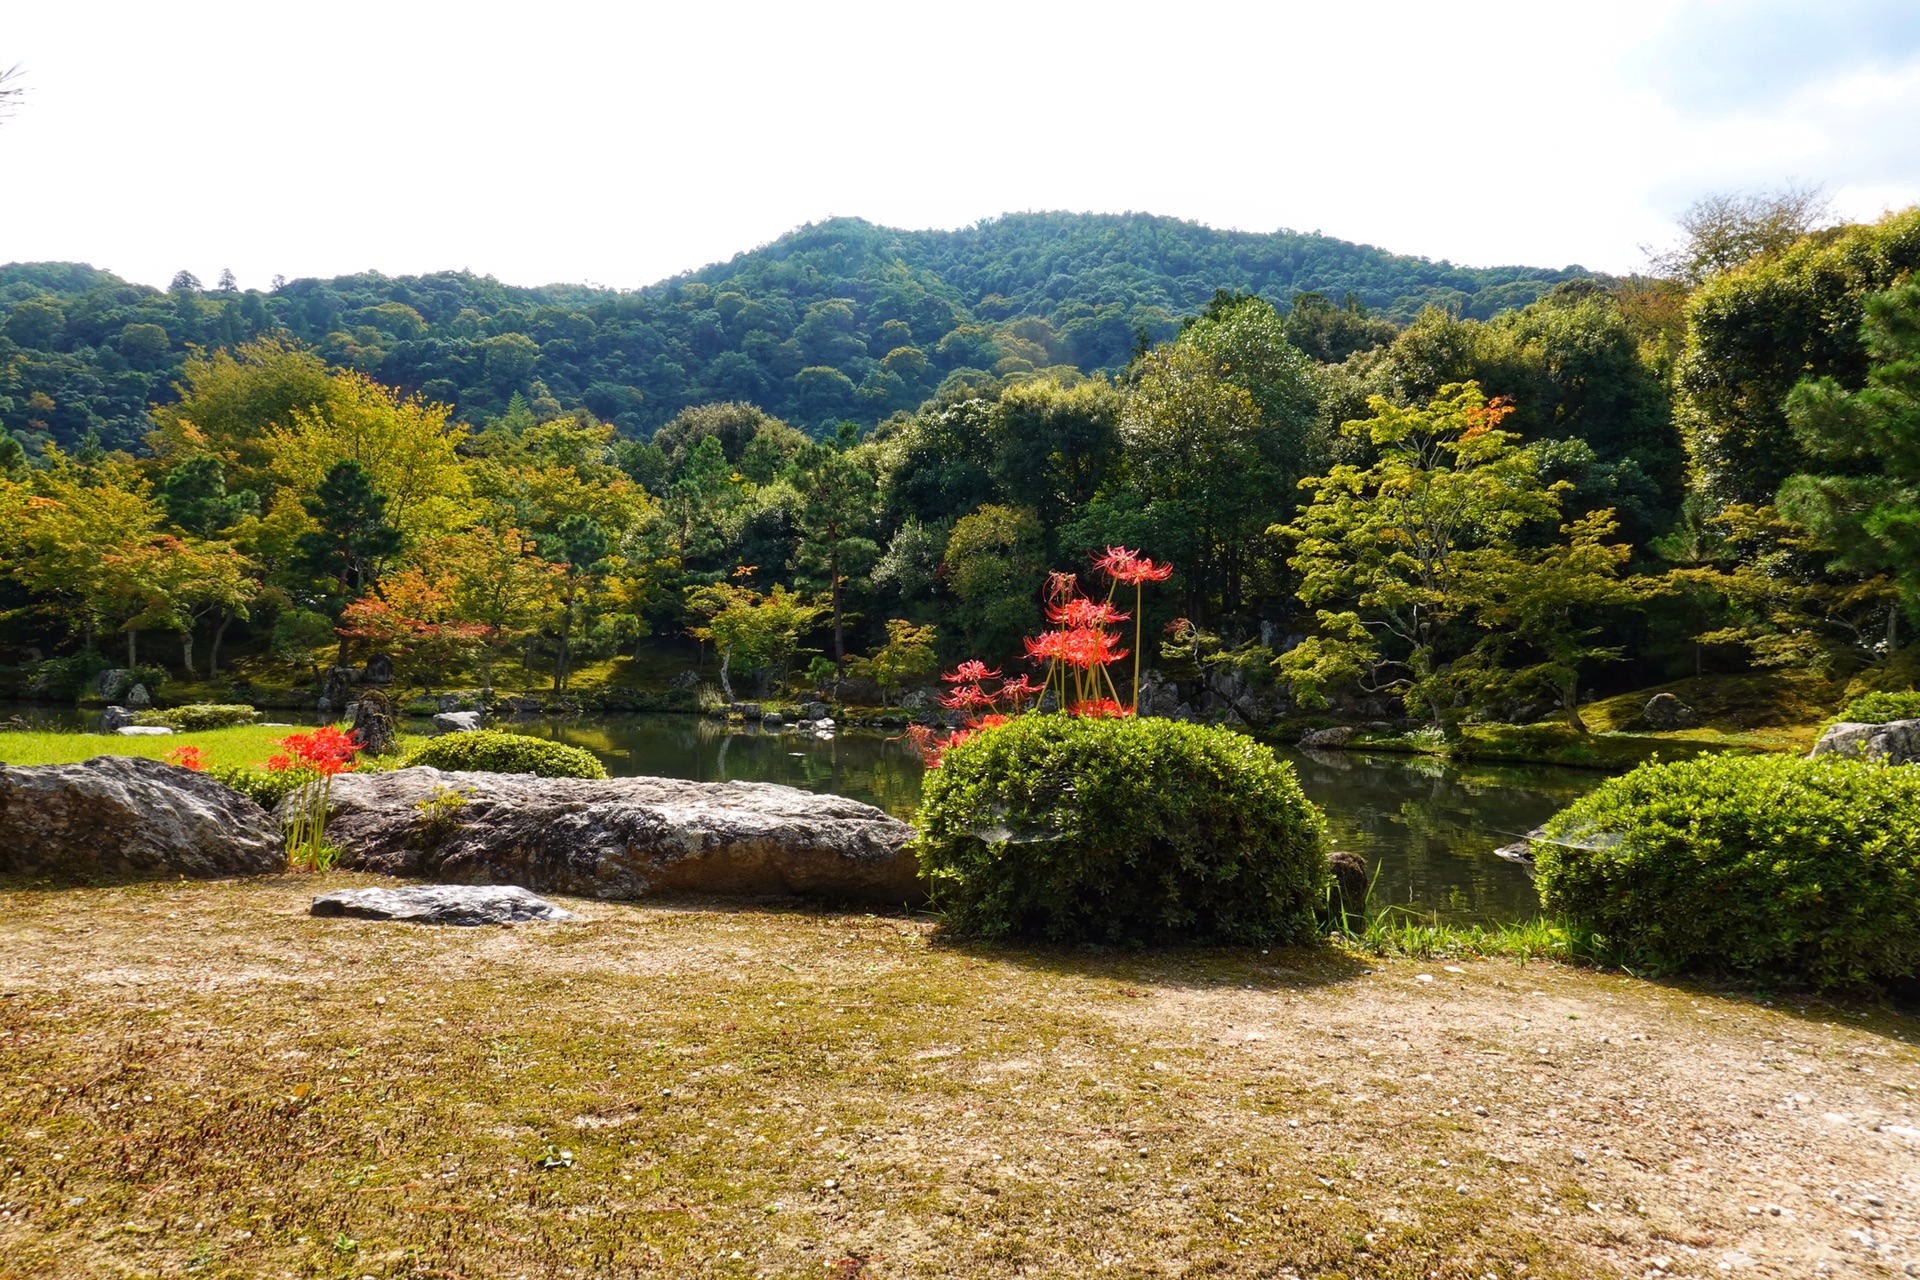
[404, 728, 608, 779]
[1832, 689, 1920, 725]
[133, 702, 259, 730]
[1538, 753, 1920, 989]
[914, 714, 1328, 944]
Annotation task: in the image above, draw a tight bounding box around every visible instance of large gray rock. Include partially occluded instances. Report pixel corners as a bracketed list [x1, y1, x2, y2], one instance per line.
[1809, 719, 1920, 765]
[311, 884, 573, 925]
[100, 706, 137, 731]
[93, 668, 138, 702]
[1298, 725, 1357, 750]
[0, 756, 284, 880]
[307, 766, 919, 903]
[1642, 692, 1699, 730]
[433, 710, 483, 734]
[125, 683, 152, 709]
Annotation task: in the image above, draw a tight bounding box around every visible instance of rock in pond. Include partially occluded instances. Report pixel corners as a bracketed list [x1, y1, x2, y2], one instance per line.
[311, 884, 573, 925]
[1809, 719, 1920, 765]
[308, 766, 920, 903]
[0, 755, 284, 880]
[1298, 725, 1357, 750]
[432, 710, 483, 734]
[1328, 849, 1369, 919]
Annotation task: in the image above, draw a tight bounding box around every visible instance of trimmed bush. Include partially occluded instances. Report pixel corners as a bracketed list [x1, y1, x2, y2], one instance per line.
[404, 729, 607, 780]
[208, 763, 317, 811]
[1539, 754, 1920, 989]
[136, 703, 258, 731]
[1834, 690, 1920, 725]
[913, 714, 1329, 944]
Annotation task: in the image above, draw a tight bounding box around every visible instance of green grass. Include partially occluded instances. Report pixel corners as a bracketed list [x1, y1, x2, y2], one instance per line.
[0, 725, 428, 771]
[1333, 907, 1610, 966]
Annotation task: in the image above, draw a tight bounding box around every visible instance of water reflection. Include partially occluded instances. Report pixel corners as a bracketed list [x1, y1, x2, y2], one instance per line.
[511, 713, 927, 820]
[1282, 747, 1603, 923]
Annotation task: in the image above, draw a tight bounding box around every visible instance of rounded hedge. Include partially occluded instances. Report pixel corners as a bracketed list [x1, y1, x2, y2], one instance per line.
[404, 729, 607, 780]
[1539, 754, 1920, 989]
[912, 714, 1329, 944]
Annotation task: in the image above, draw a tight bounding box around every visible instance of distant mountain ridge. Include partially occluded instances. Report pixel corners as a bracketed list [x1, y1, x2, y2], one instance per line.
[0, 211, 1595, 452]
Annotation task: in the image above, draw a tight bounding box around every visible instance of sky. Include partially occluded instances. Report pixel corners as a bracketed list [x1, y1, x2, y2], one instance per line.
[2, 0, 1917, 292]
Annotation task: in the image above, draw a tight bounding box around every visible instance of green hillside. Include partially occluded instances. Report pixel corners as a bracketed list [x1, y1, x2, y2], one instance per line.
[0, 211, 1593, 452]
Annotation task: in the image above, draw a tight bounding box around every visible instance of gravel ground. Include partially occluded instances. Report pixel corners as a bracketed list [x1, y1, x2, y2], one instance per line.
[0, 874, 1915, 1278]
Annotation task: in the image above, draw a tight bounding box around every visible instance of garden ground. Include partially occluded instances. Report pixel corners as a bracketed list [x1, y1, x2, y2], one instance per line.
[1, 876, 1917, 1279]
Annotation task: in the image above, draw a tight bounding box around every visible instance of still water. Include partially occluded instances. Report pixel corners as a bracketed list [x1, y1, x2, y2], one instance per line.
[515, 714, 1598, 924]
[4, 703, 1601, 924]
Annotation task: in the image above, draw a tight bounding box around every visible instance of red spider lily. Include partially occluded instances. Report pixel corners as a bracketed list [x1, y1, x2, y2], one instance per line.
[166, 745, 206, 772]
[1045, 570, 1078, 603]
[938, 683, 996, 713]
[270, 726, 360, 778]
[943, 659, 1001, 684]
[1073, 698, 1132, 719]
[1097, 545, 1175, 586]
[1058, 627, 1127, 671]
[997, 673, 1043, 707]
[1045, 596, 1129, 629]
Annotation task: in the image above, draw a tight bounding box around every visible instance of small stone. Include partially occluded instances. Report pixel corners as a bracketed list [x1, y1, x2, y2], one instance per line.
[309, 885, 574, 926]
[1571, 1149, 1589, 1164]
[115, 724, 173, 736]
[125, 683, 152, 709]
[1416, 973, 1434, 983]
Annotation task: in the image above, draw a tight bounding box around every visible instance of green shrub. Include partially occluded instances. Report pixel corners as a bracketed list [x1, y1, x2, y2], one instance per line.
[1539, 754, 1920, 989]
[136, 703, 258, 731]
[208, 763, 318, 811]
[913, 714, 1329, 944]
[1834, 690, 1920, 725]
[403, 729, 608, 780]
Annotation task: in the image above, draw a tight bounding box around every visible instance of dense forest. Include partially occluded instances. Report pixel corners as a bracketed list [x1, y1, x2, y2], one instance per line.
[3, 197, 1916, 725]
[0, 213, 1588, 453]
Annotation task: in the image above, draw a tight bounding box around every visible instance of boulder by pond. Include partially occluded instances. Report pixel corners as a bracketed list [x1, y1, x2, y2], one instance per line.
[1298, 725, 1357, 750]
[432, 710, 483, 734]
[0, 756, 284, 880]
[306, 766, 919, 903]
[1808, 718, 1920, 765]
[311, 884, 573, 925]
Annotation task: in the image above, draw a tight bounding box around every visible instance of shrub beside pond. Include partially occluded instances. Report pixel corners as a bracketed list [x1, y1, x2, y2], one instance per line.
[1832, 690, 1920, 725]
[1538, 754, 1920, 989]
[134, 704, 259, 731]
[404, 729, 608, 780]
[914, 714, 1329, 945]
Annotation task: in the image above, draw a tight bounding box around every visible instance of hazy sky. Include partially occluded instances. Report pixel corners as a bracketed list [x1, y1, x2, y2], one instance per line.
[4, 0, 1917, 292]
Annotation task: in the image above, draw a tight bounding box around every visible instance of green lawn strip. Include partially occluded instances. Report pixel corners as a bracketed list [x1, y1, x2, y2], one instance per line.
[0, 878, 1592, 1279]
[0, 725, 428, 772]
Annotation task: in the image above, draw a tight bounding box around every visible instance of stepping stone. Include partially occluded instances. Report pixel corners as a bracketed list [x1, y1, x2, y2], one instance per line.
[309, 884, 574, 926]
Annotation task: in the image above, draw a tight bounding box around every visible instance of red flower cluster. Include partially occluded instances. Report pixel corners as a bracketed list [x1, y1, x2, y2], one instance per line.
[1095, 545, 1175, 586]
[905, 546, 1175, 768]
[165, 745, 206, 772]
[267, 725, 360, 778]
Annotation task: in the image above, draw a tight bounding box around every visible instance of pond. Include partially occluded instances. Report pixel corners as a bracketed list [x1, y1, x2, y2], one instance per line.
[5, 704, 1602, 924]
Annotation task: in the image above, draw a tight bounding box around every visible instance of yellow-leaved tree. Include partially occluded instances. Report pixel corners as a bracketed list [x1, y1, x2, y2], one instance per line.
[264, 371, 472, 545]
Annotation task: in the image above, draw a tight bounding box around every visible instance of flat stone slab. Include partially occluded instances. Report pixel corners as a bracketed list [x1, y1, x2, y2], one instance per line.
[115, 725, 174, 736]
[310, 885, 573, 925]
[306, 766, 920, 903]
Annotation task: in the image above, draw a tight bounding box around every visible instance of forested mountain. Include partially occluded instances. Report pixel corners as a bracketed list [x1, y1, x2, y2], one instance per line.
[0, 212, 1592, 452]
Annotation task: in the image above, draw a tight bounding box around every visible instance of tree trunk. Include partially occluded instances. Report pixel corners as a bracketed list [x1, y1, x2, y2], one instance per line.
[180, 627, 196, 680]
[830, 541, 845, 676]
[717, 641, 734, 702]
[1564, 671, 1588, 734]
[127, 628, 137, 667]
[209, 610, 232, 677]
[553, 598, 572, 693]
[1890, 604, 1901, 651]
